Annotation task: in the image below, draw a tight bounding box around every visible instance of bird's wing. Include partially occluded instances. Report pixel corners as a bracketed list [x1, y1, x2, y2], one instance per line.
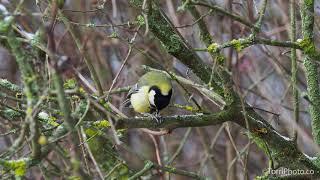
[122, 83, 139, 108]
[126, 83, 139, 98]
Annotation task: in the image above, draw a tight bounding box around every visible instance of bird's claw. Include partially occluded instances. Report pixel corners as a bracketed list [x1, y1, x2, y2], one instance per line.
[153, 115, 163, 125]
[142, 113, 164, 126]
[149, 114, 164, 126]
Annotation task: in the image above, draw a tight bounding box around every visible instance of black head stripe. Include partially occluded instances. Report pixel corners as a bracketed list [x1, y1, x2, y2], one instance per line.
[149, 86, 160, 93]
[149, 86, 172, 111]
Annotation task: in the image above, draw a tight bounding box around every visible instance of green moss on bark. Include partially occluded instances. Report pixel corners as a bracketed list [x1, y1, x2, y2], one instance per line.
[300, 0, 320, 145]
[1, 158, 28, 177]
[304, 58, 320, 143]
[207, 43, 219, 53]
[298, 38, 317, 56]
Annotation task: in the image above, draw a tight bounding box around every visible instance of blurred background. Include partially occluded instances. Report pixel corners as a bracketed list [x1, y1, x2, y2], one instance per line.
[1, 0, 320, 179]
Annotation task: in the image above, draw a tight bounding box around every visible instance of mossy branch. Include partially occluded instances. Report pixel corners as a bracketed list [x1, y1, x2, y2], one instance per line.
[113, 111, 232, 130]
[7, 30, 41, 160]
[194, 35, 320, 60]
[197, 35, 301, 53]
[85, 107, 320, 175]
[301, 0, 320, 145]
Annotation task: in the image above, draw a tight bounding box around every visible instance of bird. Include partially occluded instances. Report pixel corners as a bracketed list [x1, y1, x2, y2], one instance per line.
[124, 71, 172, 123]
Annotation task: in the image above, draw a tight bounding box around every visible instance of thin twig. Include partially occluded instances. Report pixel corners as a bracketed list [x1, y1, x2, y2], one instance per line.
[190, 1, 255, 29]
[290, 0, 299, 144]
[166, 127, 192, 165]
[80, 127, 104, 180]
[105, 46, 133, 102]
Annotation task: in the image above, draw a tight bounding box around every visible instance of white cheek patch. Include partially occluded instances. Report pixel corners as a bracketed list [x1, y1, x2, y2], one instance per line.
[148, 90, 156, 106]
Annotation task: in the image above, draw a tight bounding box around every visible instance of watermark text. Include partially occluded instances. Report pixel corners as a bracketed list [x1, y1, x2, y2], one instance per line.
[268, 168, 314, 176]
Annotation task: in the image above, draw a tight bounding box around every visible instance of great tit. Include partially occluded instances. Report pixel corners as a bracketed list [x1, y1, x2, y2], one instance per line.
[125, 71, 172, 119]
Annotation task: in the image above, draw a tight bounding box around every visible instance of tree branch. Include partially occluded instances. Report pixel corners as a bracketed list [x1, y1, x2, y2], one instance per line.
[196, 35, 301, 53]
[301, 0, 320, 145]
[113, 111, 233, 130]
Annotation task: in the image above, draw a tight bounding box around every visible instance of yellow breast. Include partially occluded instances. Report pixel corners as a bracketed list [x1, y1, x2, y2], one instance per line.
[130, 86, 151, 113]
